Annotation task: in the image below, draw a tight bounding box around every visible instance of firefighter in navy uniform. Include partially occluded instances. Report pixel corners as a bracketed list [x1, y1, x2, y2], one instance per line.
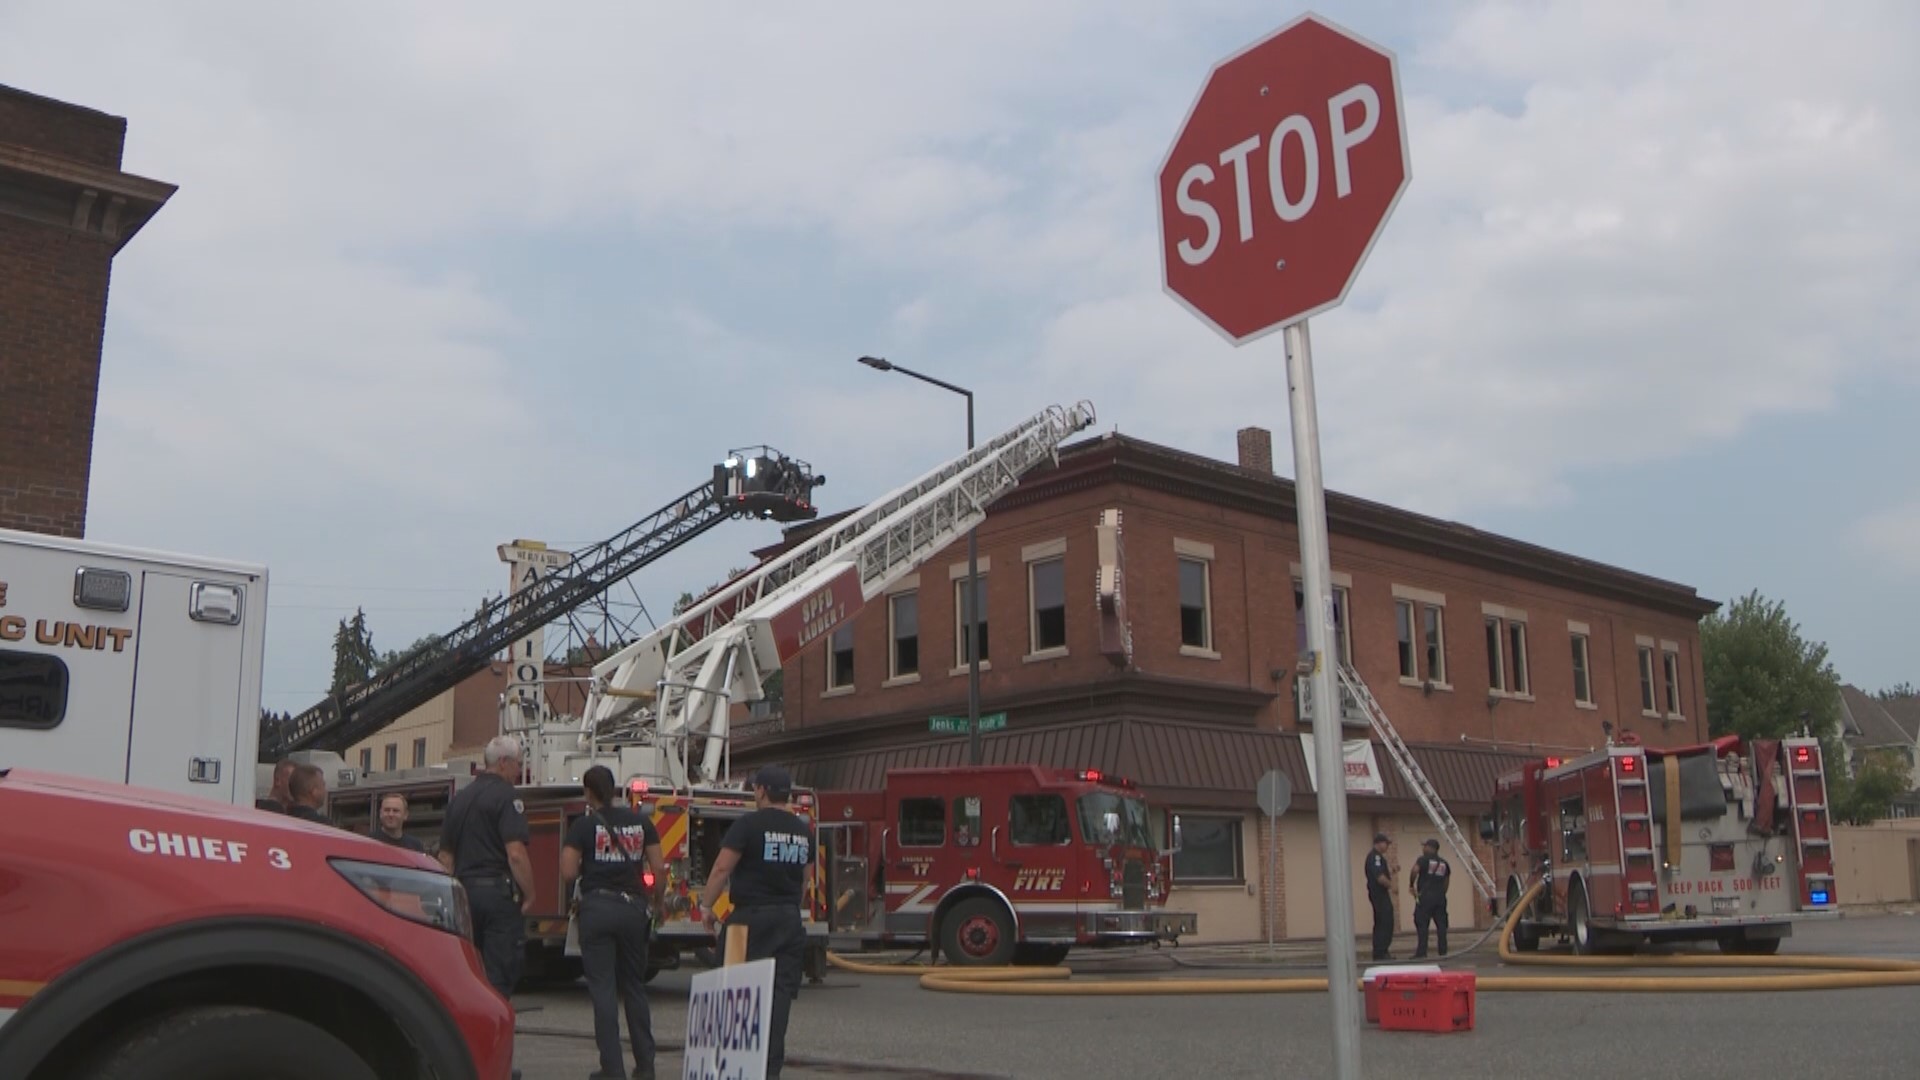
[1409, 838, 1452, 959]
[438, 736, 537, 998]
[699, 765, 815, 1080]
[1365, 832, 1395, 961]
[562, 765, 669, 1080]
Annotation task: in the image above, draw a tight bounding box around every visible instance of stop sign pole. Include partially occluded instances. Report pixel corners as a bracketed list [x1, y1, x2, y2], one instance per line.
[1158, 14, 1409, 1079]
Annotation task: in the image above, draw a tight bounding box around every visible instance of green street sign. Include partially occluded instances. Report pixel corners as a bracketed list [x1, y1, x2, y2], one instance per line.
[929, 712, 1007, 735]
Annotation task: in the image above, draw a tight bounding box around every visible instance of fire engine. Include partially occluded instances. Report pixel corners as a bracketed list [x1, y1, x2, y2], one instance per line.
[1485, 734, 1839, 955]
[816, 765, 1196, 966]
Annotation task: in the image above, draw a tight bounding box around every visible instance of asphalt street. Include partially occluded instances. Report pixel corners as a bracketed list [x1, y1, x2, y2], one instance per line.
[509, 913, 1920, 1079]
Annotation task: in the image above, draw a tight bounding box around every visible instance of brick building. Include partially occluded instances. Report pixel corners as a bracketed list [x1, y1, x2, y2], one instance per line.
[0, 85, 174, 537]
[731, 426, 1719, 942]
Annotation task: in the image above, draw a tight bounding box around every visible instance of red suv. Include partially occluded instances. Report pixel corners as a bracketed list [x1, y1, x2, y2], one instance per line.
[0, 768, 515, 1080]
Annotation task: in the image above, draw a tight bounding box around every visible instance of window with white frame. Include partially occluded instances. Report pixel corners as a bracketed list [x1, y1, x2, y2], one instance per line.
[1484, 606, 1530, 696]
[384, 743, 397, 772]
[1638, 644, 1658, 714]
[827, 624, 855, 690]
[360, 748, 373, 775]
[1395, 600, 1418, 679]
[1170, 814, 1243, 884]
[1029, 556, 1067, 653]
[954, 573, 989, 667]
[1179, 556, 1211, 650]
[1570, 631, 1594, 705]
[412, 738, 427, 768]
[1662, 647, 1683, 716]
[889, 590, 919, 679]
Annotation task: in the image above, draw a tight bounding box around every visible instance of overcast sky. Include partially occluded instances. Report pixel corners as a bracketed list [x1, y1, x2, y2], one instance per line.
[5, 0, 1915, 716]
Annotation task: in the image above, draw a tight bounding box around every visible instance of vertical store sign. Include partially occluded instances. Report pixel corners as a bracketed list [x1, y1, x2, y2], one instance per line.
[497, 540, 572, 729]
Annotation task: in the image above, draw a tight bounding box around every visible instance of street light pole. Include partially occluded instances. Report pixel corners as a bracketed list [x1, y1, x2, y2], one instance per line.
[858, 356, 983, 765]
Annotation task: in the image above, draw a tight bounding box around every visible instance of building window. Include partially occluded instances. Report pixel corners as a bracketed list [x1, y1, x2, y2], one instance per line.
[1178, 556, 1211, 650]
[1029, 557, 1067, 653]
[1509, 622, 1530, 695]
[827, 624, 854, 690]
[1570, 633, 1593, 705]
[1009, 794, 1071, 846]
[1485, 616, 1506, 692]
[954, 574, 989, 667]
[412, 738, 427, 768]
[1638, 645, 1658, 714]
[889, 590, 919, 679]
[1423, 604, 1448, 684]
[899, 797, 945, 847]
[1662, 648, 1683, 716]
[384, 744, 397, 772]
[1484, 609, 1530, 696]
[1171, 815, 1242, 883]
[360, 748, 372, 775]
[1395, 601, 1417, 679]
[1293, 582, 1353, 665]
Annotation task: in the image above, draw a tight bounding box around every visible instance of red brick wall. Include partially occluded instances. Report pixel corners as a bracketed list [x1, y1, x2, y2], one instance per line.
[0, 216, 113, 538]
[0, 86, 126, 169]
[0, 88, 128, 539]
[781, 473, 1709, 754]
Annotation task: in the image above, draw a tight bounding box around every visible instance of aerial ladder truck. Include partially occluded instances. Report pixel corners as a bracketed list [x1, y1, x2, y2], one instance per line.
[500, 401, 1098, 979]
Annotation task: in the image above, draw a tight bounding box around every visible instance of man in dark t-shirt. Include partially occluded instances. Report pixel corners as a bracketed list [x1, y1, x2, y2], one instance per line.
[373, 792, 428, 853]
[1409, 838, 1452, 958]
[699, 765, 814, 1080]
[562, 766, 667, 1080]
[439, 736, 536, 998]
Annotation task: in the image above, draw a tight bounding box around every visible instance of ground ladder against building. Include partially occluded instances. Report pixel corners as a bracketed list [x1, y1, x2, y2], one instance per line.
[575, 402, 1099, 789]
[1339, 663, 1498, 902]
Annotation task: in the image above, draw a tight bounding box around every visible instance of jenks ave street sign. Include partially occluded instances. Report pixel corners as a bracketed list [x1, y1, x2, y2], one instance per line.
[1158, 14, 1410, 344]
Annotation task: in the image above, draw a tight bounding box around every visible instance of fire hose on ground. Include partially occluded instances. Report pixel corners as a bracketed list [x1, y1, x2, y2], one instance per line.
[823, 881, 1920, 995]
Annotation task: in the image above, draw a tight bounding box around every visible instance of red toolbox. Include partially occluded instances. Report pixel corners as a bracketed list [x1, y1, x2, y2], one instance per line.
[1375, 971, 1477, 1033]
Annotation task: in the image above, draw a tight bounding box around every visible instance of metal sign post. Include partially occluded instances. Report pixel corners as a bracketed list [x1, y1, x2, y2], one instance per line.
[1286, 317, 1362, 1073]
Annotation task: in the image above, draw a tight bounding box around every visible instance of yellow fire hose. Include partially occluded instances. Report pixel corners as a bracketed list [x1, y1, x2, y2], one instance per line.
[826, 881, 1920, 995]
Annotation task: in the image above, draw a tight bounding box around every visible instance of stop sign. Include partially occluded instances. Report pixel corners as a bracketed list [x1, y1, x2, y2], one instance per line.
[1158, 14, 1409, 344]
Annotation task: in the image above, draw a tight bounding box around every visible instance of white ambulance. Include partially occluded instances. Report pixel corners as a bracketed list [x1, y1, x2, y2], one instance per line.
[0, 526, 268, 806]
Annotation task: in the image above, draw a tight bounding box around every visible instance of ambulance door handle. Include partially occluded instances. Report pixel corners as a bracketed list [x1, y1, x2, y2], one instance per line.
[991, 826, 1000, 861]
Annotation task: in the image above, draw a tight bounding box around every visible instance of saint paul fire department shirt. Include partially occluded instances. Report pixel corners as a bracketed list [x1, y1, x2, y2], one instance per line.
[563, 805, 661, 896]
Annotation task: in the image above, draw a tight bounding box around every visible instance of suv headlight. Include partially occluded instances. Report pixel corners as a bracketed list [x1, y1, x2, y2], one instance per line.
[331, 858, 473, 939]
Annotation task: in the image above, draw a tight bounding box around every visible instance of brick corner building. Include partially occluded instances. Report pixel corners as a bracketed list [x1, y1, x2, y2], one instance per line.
[0, 84, 175, 538]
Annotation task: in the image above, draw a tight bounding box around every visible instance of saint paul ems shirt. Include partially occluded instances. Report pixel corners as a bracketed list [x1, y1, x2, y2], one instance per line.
[720, 806, 814, 909]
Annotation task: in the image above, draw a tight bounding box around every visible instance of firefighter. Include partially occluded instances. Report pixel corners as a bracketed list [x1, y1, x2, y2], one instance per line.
[439, 735, 537, 998]
[1365, 832, 1395, 961]
[284, 764, 331, 825]
[1409, 838, 1451, 959]
[699, 765, 815, 1080]
[373, 792, 427, 853]
[256, 758, 296, 813]
[561, 765, 668, 1080]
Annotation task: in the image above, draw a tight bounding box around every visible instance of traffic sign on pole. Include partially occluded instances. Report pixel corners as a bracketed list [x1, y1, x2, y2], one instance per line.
[1157, 13, 1410, 345]
[1157, 13, 1410, 1080]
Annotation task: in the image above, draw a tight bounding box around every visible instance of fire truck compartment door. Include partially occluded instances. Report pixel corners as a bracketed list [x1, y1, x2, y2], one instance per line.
[1647, 754, 1727, 821]
[126, 573, 246, 799]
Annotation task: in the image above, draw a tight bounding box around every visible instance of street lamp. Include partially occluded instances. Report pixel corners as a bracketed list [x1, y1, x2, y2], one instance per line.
[856, 356, 983, 766]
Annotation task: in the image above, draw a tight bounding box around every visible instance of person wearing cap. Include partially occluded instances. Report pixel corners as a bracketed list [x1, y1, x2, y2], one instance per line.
[1364, 832, 1395, 961]
[1408, 838, 1452, 959]
[698, 765, 815, 1080]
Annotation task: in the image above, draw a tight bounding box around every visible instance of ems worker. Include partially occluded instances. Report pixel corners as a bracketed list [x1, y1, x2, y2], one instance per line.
[373, 792, 427, 853]
[439, 735, 537, 997]
[257, 759, 296, 813]
[699, 765, 814, 1080]
[561, 765, 668, 1080]
[1409, 838, 1452, 958]
[1365, 832, 1395, 961]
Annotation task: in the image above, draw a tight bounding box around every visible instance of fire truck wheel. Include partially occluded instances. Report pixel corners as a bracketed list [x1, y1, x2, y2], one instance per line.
[75, 1005, 377, 1080]
[1568, 881, 1598, 956]
[1012, 944, 1070, 967]
[940, 898, 1016, 967]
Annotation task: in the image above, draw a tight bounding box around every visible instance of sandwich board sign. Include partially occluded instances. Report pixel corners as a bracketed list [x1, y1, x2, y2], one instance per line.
[684, 957, 775, 1079]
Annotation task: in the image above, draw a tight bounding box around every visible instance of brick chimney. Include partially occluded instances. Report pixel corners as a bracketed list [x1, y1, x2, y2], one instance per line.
[1236, 427, 1274, 474]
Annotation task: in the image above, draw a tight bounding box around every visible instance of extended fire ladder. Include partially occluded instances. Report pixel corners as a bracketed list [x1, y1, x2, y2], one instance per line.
[569, 401, 1097, 789]
[1338, 664, 1499, 901]
[260, 450, 822, 760]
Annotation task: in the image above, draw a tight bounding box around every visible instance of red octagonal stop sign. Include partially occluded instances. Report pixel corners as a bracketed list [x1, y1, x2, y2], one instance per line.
[1158, 14, 1409, 345]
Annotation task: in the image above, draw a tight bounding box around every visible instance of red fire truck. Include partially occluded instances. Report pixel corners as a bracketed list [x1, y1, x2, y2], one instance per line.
[815, 765, 1198, 966]
[1485, 735, 1838, 955]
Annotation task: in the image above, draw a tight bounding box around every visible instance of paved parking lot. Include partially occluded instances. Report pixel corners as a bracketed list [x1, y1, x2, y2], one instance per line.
[509, 914, 1920, 1079]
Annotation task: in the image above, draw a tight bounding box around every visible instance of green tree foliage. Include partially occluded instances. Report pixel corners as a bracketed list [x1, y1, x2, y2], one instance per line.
[379, 633, 448, 673]
[1833, 748, 1915, 825]
[1878, 682, 1916, 700]
[330, 607, 380, 696]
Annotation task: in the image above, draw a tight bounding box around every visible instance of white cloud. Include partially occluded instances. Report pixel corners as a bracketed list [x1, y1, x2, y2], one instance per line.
[4, 0, 1915, 704]
[1854, 504, 1920, 580]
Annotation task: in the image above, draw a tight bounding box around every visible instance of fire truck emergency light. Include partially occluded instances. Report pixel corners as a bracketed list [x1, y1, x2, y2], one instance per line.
[1794, 746, 1813, 765]
[1545, 757, 1562, 768]
[1811, 889, 1831, 905]
[1620, 755, 1637, 773]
